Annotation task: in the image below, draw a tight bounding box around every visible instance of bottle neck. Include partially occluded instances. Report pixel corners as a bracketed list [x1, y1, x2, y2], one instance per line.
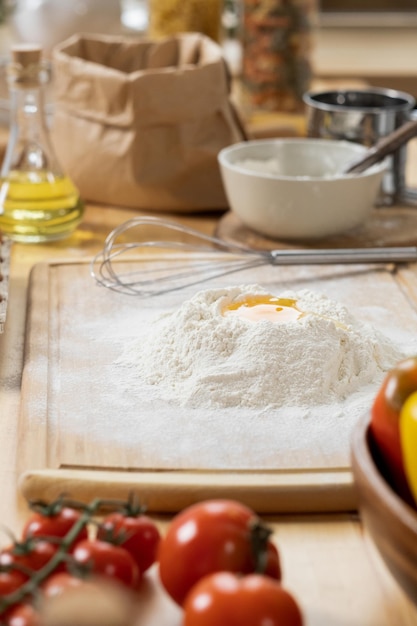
[2, 78, 62, 178]
[8, 84, 47, 137]
[6, 53, 51, 133]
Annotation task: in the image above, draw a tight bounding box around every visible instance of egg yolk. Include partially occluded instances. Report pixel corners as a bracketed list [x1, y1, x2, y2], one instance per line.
[222, 295, 303, 324]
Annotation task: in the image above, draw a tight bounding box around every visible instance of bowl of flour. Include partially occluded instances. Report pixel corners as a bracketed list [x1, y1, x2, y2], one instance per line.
[218, 138, 386, 240]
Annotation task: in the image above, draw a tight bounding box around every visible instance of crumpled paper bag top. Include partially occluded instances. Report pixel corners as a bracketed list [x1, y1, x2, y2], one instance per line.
[51, 32, 246, 211]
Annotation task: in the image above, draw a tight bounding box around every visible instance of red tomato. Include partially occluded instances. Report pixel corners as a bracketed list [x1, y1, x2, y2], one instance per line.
[0, 569, 28, 620]
[22, 507, 88, 547]
[97, 512, 160, 573]
[4, 603, 40, 626]
[0, 541, 59, 579]
[0, 568, 27, 599]
[72, 539, 140, 589]
[370, 356, 417, 501]
[158, 499, 281, 606]
[183, 572, 303, 626]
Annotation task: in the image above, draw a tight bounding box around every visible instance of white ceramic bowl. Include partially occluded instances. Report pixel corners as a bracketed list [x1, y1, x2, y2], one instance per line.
[218, 139, 386, 240]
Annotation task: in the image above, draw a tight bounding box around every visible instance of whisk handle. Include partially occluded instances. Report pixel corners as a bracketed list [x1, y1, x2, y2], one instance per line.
[269, 246, 417, 265]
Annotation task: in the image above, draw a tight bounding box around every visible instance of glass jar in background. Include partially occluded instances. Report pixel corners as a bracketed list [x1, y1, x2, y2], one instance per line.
[0, 44, 84, 243]
[222, 0, 243, 77]
[241, 0, 317, 114]
[148, 0, 223, 42]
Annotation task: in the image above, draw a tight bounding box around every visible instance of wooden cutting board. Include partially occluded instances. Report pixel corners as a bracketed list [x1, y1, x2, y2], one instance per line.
[18, 256, 417, 513]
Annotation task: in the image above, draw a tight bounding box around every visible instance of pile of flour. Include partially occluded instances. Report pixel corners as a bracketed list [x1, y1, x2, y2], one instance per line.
[119, 285, 405, 410]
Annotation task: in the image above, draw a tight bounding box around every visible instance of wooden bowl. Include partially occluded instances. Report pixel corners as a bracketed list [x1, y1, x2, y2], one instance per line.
[351, 412, 417, 606]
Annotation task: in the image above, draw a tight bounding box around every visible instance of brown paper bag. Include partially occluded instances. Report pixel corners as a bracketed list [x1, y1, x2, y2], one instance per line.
[51, 32, 246, 212]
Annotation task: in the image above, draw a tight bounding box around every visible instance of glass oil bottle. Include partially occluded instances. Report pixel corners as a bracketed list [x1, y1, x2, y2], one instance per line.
[0, 44, 84, 243]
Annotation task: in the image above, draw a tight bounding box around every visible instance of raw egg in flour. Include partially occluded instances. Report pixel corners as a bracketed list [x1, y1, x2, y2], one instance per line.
[222, 295, 304, 324]
[222, 293, 349, 330]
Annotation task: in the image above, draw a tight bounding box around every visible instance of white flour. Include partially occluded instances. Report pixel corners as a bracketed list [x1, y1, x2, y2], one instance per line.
[119, 285, 405, 410]
[235, 157, 340, 179]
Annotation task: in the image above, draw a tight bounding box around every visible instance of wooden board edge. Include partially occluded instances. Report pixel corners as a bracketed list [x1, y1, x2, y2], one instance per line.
[18, 468, 357, 514]
[17, 262, 51, 475]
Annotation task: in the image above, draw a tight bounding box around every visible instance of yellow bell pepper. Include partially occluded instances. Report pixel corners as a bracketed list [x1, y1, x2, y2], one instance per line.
[399, 390, 417, 505]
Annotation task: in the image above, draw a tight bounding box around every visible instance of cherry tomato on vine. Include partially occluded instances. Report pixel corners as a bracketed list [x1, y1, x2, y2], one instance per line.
[97, 512, 160, 573]
[0, 540, 60, 579]
[0, 567, 27, 599]
[22, 505, 88, 547]
[183, 572, 303, 626]
[370, 356, 417, 502]
[158, 499, 281, 606]
[3, 603, 40, 626]
[71, 540, 140, 589]
[0, 569, 27, 622]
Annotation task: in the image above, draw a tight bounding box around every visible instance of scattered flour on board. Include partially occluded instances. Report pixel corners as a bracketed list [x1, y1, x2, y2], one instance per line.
[118, 285, 407, 410]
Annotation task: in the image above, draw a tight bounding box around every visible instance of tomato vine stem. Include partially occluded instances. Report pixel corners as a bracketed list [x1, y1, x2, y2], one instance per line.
[0, 496, 138, 615]
[249, 519, 273, 574]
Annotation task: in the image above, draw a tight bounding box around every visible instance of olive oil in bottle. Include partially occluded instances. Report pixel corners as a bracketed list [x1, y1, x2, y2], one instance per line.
[0, 44, 84, 243]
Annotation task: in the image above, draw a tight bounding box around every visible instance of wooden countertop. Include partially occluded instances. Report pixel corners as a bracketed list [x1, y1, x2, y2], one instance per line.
[1, 144, 417, 625]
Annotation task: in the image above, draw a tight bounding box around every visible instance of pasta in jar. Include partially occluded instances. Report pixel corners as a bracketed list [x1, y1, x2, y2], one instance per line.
[148, 0, 222, 42]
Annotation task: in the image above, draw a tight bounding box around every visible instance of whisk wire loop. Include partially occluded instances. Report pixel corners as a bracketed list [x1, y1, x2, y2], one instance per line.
[90, 216, 417, 297]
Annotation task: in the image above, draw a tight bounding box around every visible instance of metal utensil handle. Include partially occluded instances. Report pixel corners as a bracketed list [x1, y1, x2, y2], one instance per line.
[270, 246, 417, 265]
[345, 119, 417, 175]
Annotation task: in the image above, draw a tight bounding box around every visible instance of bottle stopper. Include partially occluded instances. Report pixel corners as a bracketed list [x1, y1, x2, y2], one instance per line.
[11, 43, 43, 68]
[8, 44, 46, 86]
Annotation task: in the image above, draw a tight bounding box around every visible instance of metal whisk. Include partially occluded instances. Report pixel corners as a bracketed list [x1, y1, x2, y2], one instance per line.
[90, 216, 417, 297]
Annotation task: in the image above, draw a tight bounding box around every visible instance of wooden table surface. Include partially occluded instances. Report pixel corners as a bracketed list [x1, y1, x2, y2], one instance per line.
[1, 142, 417, 625]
